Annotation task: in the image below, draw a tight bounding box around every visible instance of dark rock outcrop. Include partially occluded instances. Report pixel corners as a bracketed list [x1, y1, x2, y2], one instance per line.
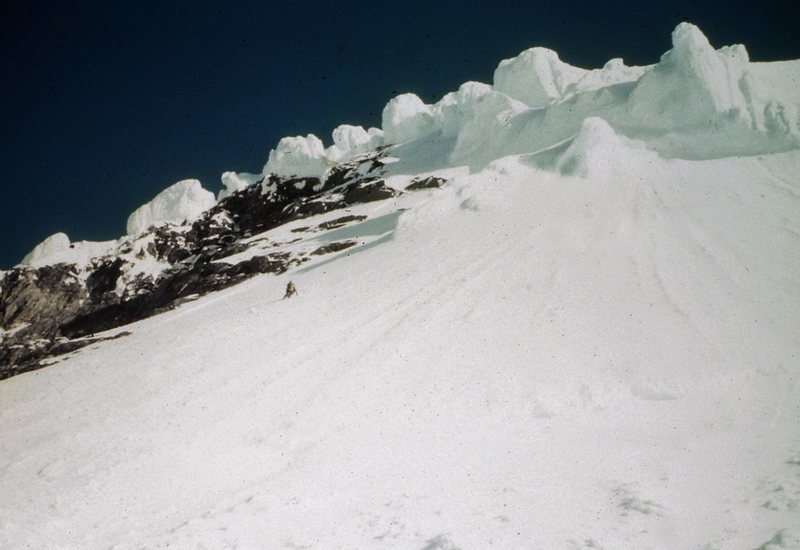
[310, 241, 358, 256]
[318, 215, 368, 230]
[407, 176, 447, 190]
[344, 180, 396, 204]
[0, 149, 431, 380]
[60, 252, 295, 339]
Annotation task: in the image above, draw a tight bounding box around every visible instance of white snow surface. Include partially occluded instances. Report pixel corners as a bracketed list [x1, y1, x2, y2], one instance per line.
[3, 145, 800, 549]
[382, 93, 437, 145]
[20, 232, 118, 268]
[126, 179, 216, 236]
[3, 22, 800, 549]
[244, 22, 799, 192]
[261, 126, 384, 179]
[218, 171, 262, 200]
[493, 47, 590, 108]
[553, 117, 655, 177]
[20, 232, 70, 266]
[263, 134, 330, 178]
[328, 124, 384, 162]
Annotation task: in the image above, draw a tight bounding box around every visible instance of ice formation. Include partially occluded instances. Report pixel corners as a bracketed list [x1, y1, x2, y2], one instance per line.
[493, 47, 588, 108]
[328, 124, 383, 161]
[262, 134, 330, 178]
[569, 58, 648, 95]
[381, 93, 436, 144]
[249, 23, 800, 182]
[20, 23, 800, 265]
[20, 232, 118, 268]
[261, 126, 384, 179]
[20, 232, 71, 267]
[126, 179, 216, 236]
[627, 23, 754, 129]
[443, 82, 528, 164]
[218, 171, 262, 200]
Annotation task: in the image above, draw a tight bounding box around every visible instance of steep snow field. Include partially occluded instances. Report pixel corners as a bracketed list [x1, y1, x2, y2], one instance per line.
[2, 148, 798, 549]
[2, 23, 800, 549]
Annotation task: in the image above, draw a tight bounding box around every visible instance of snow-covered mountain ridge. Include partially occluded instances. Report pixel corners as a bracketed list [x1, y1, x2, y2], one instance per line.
[2, 23, 798, 378]
[1, 23, 799, 549]
[0, 148, 436, 377]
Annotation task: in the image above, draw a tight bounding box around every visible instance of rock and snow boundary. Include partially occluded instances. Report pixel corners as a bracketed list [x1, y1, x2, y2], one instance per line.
[13, 23, 800, 271]
[0, 23, 799, 550]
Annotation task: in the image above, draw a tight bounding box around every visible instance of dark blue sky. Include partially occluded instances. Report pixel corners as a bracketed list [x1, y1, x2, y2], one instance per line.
[1, 1, 797, 267]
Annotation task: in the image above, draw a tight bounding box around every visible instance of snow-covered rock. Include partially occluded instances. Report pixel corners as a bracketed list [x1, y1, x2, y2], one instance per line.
[126, 179, 216, 235]
[20, 232, 118, 268]
[2, 150, 404, 377]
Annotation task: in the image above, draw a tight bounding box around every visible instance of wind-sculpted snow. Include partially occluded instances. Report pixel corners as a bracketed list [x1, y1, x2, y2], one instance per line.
[263, 134, 330, 178]
[24, 21, 789, 239]
[263, 126, 385, 179]
[551, 117, 657, 177]
[21, 232, 70, 266]
[493, 46, 589, 108]
[443, 82, 529, 164]
[382, 93, 437, 144]
[20, 232, 118, 269]
[126, 178, 216, 236]
[329, 124, 384, 162]
[218, 170, 261, 200]
[363, 22, 798, 170]
[627, 23, 754, 129]
[226, 22, 799, 187]
[1, 22, 799, 549]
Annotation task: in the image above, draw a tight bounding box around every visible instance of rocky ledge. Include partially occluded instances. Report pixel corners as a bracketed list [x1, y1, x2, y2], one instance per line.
[0, 150, 447, 379]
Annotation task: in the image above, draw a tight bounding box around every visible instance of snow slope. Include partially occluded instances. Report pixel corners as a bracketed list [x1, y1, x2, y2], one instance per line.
[2, 145, 799, 549]
[1, 23, 799, 549]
